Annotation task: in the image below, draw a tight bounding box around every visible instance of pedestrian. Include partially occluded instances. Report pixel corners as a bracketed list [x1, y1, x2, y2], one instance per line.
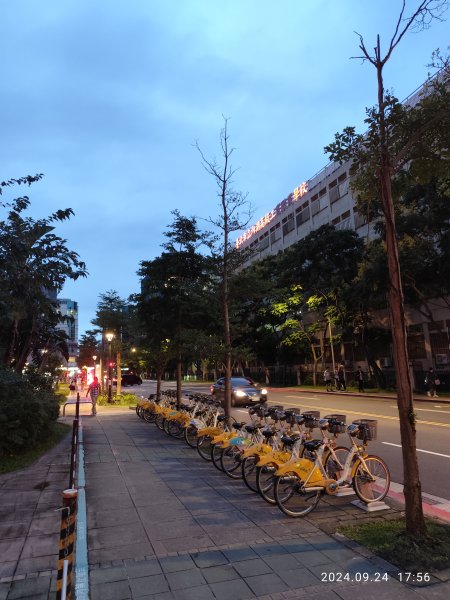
[69, 378, 77, 396]
[334, 367, 341, 390]
[356, 366, 365, 393]
[86, 376, 101, 416]
[425, 367, 439, 398]
[323, 368, 333, 391]
[337, 363, 346, 391]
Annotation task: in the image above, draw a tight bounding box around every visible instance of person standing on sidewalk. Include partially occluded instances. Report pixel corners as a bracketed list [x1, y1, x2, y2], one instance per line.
[86, 376, 101, 415]
[323, 368, 333, 391]
[356, 366, 365, 392]
[425, 367, 439, 397]
[337, 363, 346, 391]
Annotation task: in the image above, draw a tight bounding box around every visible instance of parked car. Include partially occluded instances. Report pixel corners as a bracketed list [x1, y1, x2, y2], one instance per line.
[113, 373, 143, 386]
[210, 376, 268, 407]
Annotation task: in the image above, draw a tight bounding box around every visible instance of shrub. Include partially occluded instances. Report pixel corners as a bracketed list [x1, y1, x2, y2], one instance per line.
[0, 366, 60, 457]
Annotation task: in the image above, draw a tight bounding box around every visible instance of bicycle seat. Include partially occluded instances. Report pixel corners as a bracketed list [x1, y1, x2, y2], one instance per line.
[319, 418, 329, 429]
[347, 424, 359, 436]
[281, 434, 302, 446]
[295, 415, 305, 425]
[244, 424, 259, 433]
[217, 415, 227, 422]
[232, 421, 246, 430]
[262, 429, 276, 438]
[303, 440, 324, 452]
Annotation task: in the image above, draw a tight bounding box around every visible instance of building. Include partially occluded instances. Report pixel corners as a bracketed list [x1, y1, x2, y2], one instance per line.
[57, 298, 79, 366]
[235, 81, 450, 376]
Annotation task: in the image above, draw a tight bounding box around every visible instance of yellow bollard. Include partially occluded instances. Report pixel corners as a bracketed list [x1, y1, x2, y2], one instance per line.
[56, 489, 78, 600]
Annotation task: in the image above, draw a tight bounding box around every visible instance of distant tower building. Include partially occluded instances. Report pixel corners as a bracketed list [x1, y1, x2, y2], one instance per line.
[57, 298, 79, 362]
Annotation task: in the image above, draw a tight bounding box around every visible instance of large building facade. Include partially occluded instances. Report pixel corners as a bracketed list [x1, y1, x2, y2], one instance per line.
[235, 86, 450, 376]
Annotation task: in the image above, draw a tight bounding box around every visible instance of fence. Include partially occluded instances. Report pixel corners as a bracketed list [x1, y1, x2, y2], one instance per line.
[56, 393, 81, 600]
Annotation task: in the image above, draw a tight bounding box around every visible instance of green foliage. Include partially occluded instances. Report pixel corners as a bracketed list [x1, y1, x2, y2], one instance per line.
[340, 519, 450, 572]
[0, 422, 70, 474]
[0, 175, 87, 370]
[0, 366, 61, 457]
[96, 392, 137, 406]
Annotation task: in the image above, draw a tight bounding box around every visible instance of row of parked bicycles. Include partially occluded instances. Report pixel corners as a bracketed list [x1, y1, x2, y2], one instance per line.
[135, 390, 391, 517]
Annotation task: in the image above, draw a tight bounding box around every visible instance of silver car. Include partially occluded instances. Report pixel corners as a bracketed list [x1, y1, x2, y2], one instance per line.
[210, 376, 268, 407]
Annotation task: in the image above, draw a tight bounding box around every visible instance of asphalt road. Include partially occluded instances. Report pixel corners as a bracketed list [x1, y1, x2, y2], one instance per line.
[128, 380, 450, 503]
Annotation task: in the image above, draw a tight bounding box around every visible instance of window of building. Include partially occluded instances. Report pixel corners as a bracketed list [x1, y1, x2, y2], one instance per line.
[329, 186, 340, 204]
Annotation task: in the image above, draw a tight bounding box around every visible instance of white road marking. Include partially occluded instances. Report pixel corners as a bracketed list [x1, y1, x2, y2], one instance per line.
[389, 405, 450, 414]
[382, 442, 450, 459]
[282, 397, 450, 427]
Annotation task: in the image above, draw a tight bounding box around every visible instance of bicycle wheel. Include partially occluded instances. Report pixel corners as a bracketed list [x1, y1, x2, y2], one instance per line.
[221, 446, 243, 479]
[168, 419, 184, 438]
[256, 465, 277, 504]
[324, 446, 351, 481]
[274, 472, 322, 517]
[197, 435, 213, 461]
[142, 408, 156, 423]
[163, 418, 171, 435]
[211, 443, 225, 471]
[242, 456, 258, 492]
[184, 425, 198, 448]
[155, 413, 165, 430]
[353, 455, 390, 503]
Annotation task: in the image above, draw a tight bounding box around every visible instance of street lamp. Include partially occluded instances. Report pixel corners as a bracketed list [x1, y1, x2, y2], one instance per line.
[92, 354, 97, 382]
[105, 332, 114, 403]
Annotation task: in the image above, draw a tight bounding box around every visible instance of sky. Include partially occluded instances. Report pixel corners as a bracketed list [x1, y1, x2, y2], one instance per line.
[1, 0, 448, 337]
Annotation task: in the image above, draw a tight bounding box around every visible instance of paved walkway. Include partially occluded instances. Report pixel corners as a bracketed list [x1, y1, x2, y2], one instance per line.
[1, 406, 450, 599]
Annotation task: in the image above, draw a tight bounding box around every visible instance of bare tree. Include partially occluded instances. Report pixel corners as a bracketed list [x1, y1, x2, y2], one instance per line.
[196, 118, 253, 420]
[351, 0, 447, 536]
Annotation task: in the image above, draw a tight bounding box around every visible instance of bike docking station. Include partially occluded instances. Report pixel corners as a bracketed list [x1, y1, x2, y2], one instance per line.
[352, 499, 391, 512]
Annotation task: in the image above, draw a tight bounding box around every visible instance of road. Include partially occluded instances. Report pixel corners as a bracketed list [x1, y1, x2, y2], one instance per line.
[128, 380, 450, 505]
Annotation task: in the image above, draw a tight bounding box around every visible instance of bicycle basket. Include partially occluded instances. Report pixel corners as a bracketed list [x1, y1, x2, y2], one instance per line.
[353, 419, 377, 441]
[302, 411, 320, 429]
[324, 414, 346, 434]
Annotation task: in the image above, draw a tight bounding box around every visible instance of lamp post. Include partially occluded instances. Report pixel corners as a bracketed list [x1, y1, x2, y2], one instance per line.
[105, 332, 114, 403]
[92, 354, 97, 383]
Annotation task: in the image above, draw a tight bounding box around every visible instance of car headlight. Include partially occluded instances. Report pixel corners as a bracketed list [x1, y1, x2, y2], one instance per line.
[261, 388, 268, 395]
[235, 390, 247, 398]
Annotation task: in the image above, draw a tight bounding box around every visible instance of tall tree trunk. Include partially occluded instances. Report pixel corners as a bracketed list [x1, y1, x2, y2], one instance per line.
[117, 351, 122, 397]
[176, 348, 182, 409]
[376, 57, 426, 536]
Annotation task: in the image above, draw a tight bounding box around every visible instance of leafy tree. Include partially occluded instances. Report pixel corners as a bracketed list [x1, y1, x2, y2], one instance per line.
[91, 291, 129, 397]
[76, 331, 100, 370]
[137, 211, 212, 405]
[325, 1, 448, 538]
[0, 175, 87, 370]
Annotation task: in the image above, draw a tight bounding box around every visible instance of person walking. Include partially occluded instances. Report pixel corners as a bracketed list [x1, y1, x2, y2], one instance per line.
[337, 363, 346, 391]
[425, 367, 439, 398]
[323, 368, 333, 391]
[86, 376, 101, 416]
[356, 366, 365, 393]
[334, 367, 341, 391]
[69, 377, 77, 397]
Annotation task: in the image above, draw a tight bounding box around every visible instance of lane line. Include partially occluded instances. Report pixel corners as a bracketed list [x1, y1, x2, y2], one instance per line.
[283, 397, 450, 428]
[389, 405, 450, 415]
[382, 441, 450, 459]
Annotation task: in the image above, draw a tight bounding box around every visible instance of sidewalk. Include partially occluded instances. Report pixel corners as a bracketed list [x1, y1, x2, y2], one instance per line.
[1, 406, 449, 599]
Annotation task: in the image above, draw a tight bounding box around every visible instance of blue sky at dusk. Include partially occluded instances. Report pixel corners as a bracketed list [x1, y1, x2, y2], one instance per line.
[1, 1, 448, 335]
